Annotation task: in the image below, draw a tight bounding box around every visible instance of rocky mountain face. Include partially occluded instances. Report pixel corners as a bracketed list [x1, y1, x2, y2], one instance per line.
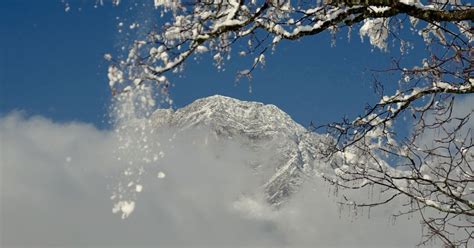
[150, 95, 335, 206]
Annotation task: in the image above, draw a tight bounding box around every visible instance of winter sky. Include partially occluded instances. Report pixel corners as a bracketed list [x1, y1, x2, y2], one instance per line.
[0, 0, 430, 128]
[0, 1, 453, 247]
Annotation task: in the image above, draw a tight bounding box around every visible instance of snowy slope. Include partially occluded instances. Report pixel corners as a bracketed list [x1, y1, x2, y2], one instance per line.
[151, 95, 333, 206]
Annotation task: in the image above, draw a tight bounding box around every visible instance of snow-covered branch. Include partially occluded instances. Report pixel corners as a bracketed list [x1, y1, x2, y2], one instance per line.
[105, 0, 473, 95]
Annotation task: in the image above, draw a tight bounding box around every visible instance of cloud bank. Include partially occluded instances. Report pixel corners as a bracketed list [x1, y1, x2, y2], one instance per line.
[1, 112, 424, 247]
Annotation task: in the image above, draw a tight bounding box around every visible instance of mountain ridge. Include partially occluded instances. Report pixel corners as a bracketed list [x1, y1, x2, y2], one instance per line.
[150, 95, 333, 206]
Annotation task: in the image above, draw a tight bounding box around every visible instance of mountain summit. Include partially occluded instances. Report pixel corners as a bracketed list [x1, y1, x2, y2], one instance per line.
[151, 95, 333, 206]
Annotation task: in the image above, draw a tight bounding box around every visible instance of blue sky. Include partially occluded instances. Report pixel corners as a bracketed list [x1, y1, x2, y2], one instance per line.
[0, 0, 423, 129]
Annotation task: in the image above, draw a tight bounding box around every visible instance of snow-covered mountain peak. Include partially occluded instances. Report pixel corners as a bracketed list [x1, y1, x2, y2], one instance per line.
[150, 95, 331, 206]
[151, 95, 306, 139]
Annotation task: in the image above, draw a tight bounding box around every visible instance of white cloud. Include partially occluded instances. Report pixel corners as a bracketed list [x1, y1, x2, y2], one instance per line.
[417, 95, 474, 147]
[1, 112, 424, 247]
